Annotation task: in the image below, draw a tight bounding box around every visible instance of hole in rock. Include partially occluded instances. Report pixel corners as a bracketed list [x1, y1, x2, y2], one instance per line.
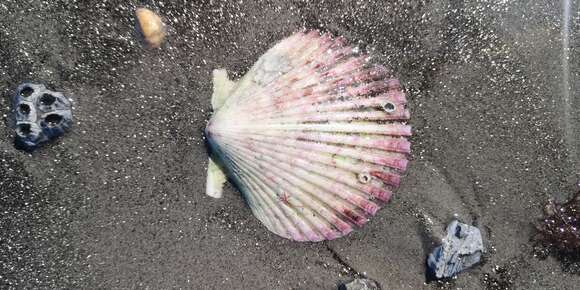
[20, 86, 34, 98]
[40, 94, 56, 106]
[45, 114, 63, 126]
[18, 104, 31, 115]
[18, 124, 31, 135]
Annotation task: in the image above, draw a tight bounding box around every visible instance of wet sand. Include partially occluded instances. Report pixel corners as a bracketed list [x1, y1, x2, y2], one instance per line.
[1, 1, 579, 289]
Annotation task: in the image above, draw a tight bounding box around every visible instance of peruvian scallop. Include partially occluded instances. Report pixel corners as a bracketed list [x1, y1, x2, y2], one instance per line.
[205, 31, 412, 242]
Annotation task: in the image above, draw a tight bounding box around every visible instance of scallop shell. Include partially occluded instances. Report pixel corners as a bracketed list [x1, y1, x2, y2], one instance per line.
[205, 31, 411, 242]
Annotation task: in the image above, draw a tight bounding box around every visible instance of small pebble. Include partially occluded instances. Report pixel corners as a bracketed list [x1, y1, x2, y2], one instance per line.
[135, 8, 166, 48]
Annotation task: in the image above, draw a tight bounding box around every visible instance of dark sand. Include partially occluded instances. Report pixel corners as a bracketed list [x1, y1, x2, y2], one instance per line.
[1, 0, 579, 289]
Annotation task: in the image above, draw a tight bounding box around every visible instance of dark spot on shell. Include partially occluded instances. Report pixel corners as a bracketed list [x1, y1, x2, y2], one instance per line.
[342, 209, 362, 225]
[383, 102, 396, 113]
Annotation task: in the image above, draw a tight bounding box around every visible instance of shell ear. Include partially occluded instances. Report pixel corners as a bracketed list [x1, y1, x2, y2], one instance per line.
[206, 157, 227, 198]
[206, 69, 237, 198]
[211, 69, 236, 110]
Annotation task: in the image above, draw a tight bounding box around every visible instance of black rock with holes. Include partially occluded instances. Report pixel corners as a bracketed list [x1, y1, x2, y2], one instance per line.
[12, 83, 72, 151]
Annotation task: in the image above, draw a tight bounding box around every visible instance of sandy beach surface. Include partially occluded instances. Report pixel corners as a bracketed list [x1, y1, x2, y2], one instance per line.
[1, 0, 579, 289]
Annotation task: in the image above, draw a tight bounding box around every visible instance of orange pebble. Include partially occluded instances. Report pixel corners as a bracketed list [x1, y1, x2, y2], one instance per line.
[136, 8, 166, 48]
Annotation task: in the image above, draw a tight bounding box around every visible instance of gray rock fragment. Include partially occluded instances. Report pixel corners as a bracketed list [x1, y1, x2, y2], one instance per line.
[427, 220, 484, 279]
[338, 278, 381, 290]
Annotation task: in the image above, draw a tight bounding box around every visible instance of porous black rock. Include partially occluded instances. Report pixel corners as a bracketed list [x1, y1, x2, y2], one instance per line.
[12, 83, 72, 151]
[427, 220, 484, 280]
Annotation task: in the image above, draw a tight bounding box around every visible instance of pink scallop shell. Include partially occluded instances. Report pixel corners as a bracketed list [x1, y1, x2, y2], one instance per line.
[206, 31, 411, 242]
